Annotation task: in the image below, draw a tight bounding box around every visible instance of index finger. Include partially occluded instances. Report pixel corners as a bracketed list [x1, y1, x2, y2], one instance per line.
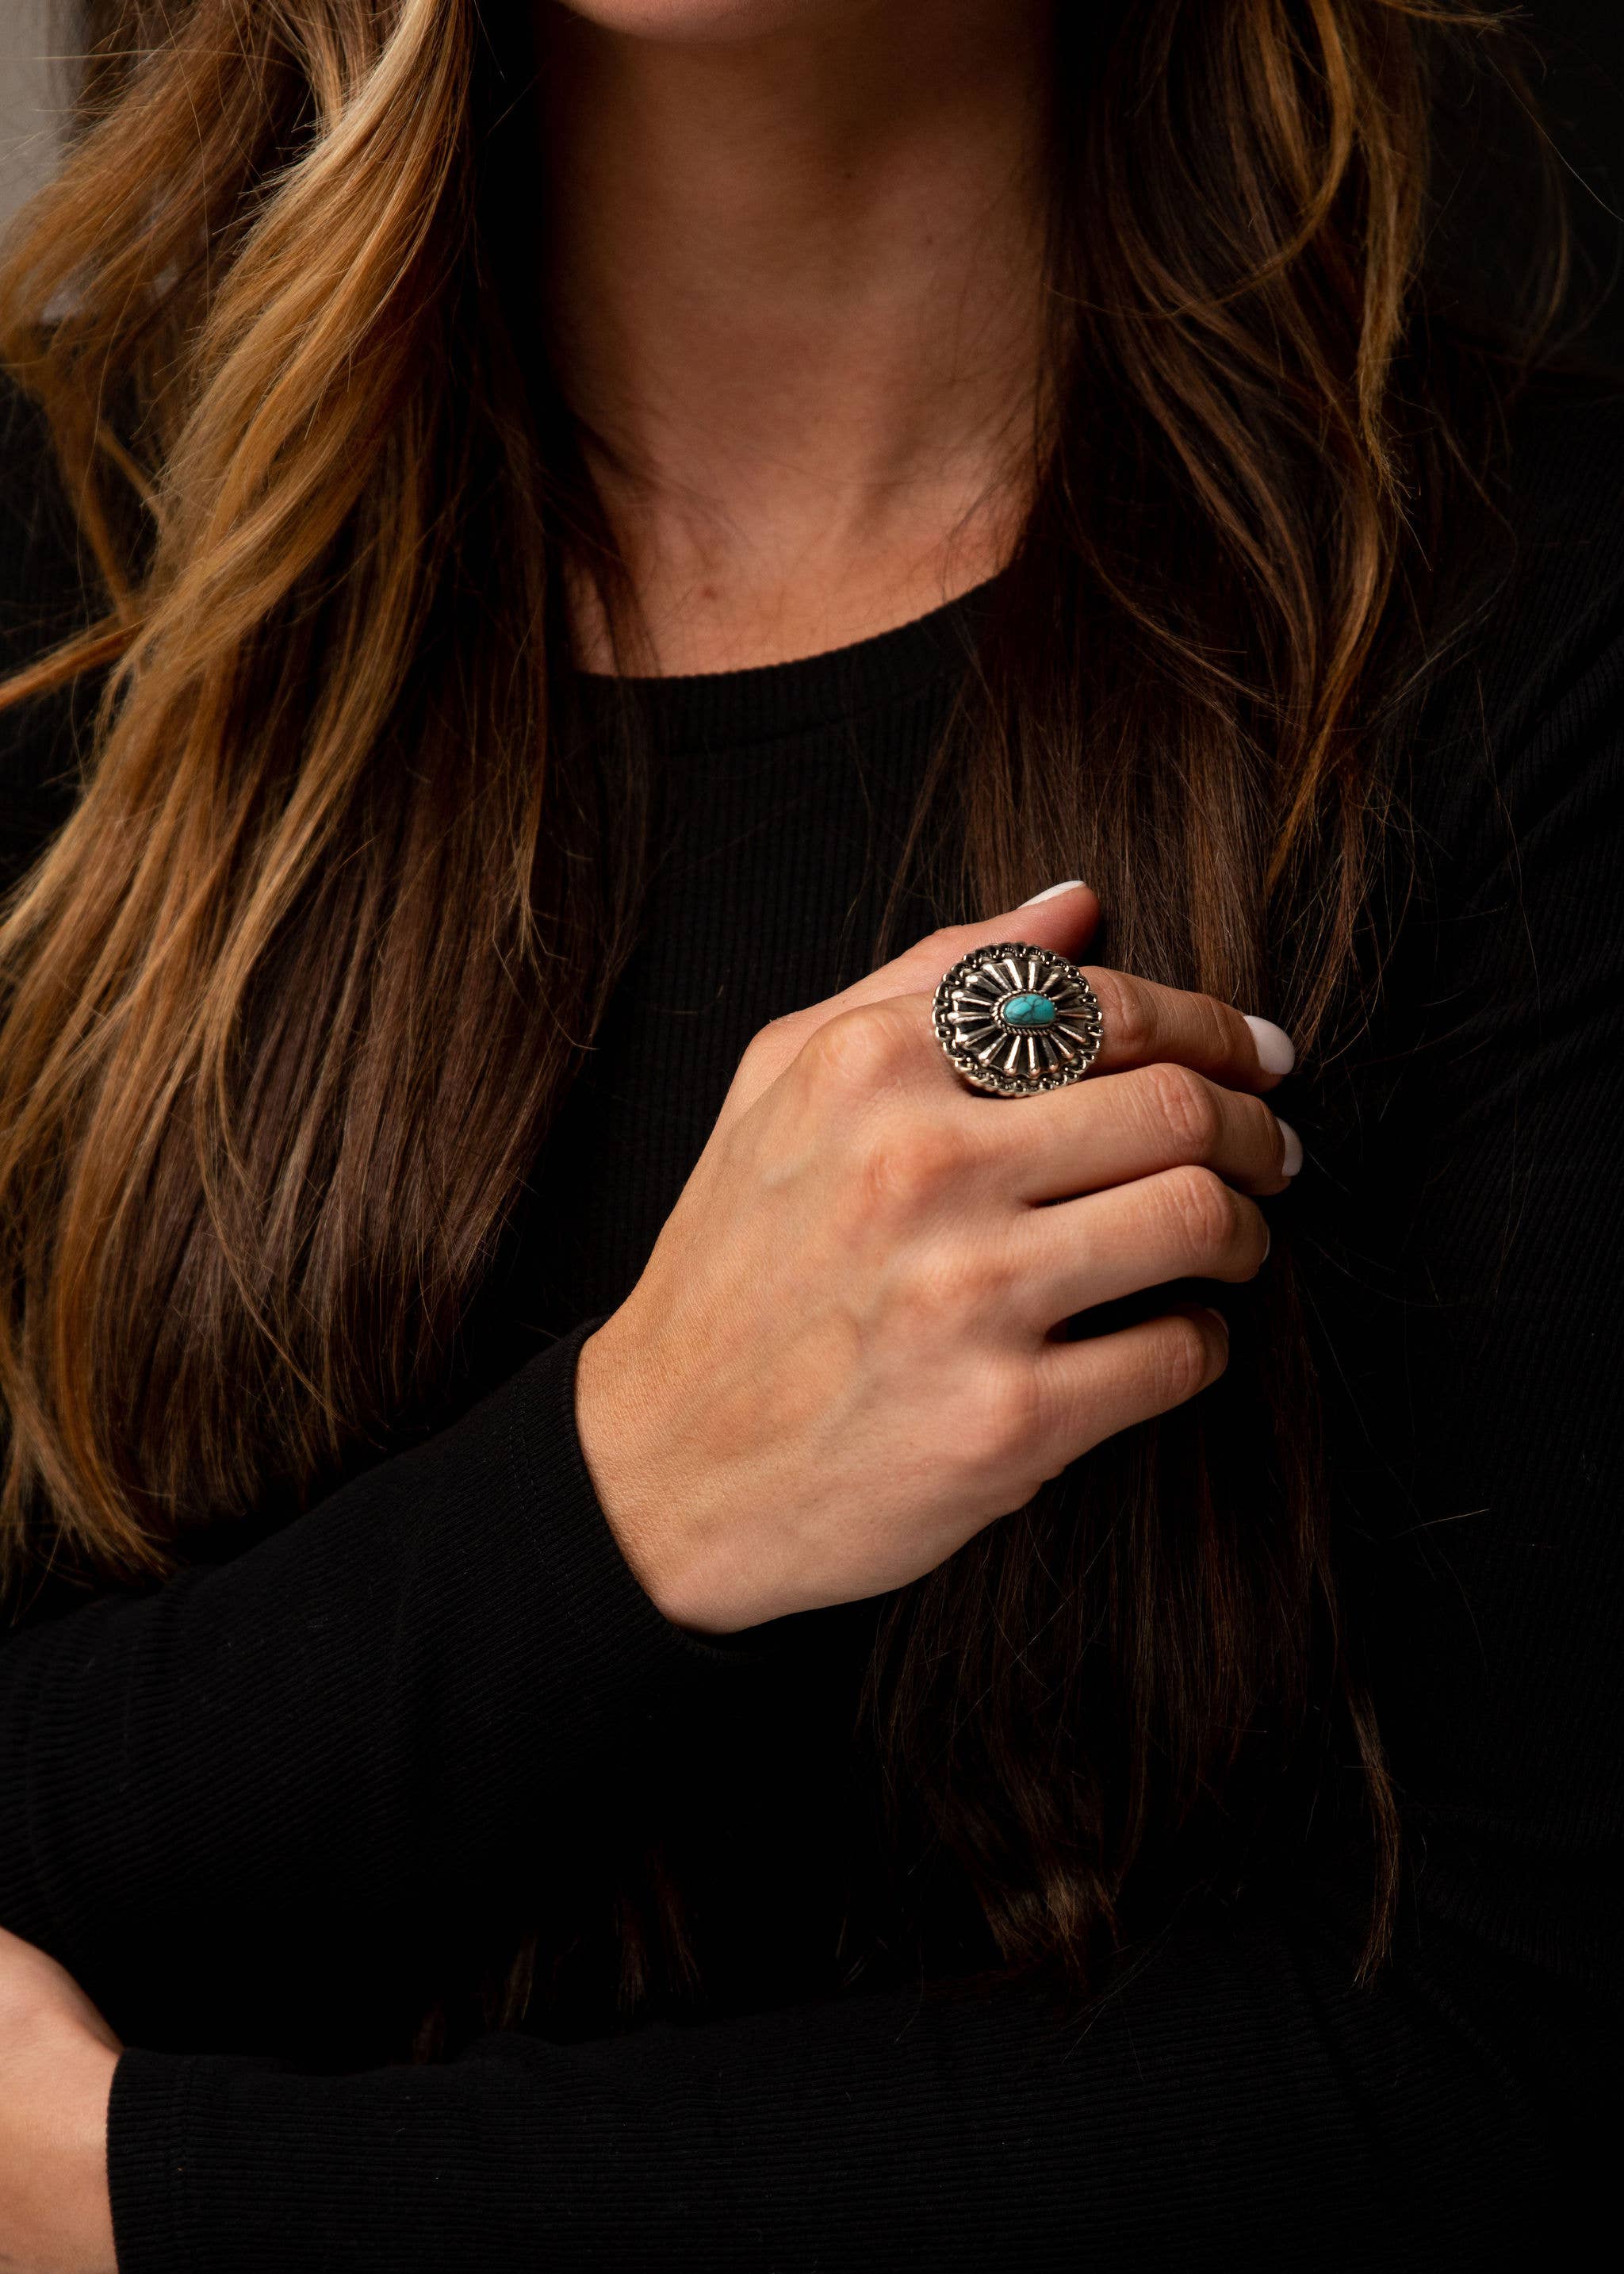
[1082, 968, 1295, 1092]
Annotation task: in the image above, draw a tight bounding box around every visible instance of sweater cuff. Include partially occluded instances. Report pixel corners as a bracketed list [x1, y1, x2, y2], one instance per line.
[107, 2051, 193, 2274]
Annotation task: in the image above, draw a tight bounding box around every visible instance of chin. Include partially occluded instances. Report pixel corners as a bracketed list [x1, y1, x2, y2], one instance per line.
[554, 0, 835, 41]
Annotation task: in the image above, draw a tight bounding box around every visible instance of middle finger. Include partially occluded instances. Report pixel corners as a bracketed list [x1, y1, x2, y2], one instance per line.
[988, 1060, 1300, 1203]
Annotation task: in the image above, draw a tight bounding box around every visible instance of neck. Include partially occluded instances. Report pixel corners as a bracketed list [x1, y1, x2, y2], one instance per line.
[532, 1, 1051, 673]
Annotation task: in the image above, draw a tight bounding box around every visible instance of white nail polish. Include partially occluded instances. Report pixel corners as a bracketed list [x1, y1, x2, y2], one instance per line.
[1243, 1013, 1296, 1077]
[1018, 880, 1088, 907]
[1277, 1119, 1304, 1177]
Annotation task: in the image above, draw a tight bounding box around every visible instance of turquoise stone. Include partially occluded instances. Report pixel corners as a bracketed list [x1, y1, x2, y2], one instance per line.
[1000, 991, 1057, 1030]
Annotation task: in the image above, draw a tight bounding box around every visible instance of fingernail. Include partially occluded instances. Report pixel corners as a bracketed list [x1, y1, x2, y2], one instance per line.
[1018, 880, 1088, 907]
[1243, 1013, 1296, 1077]
[1277, 1118, 1304, 1177]
[1197, 1305, 1230, 1340]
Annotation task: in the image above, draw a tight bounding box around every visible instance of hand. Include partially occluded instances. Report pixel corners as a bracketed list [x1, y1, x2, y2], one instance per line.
[576, 885, 1297, 1636]
[0, 1926, 119, 2274]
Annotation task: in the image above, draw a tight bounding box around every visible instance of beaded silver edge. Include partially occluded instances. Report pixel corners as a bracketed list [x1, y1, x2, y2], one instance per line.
[931, 940, 1104, 1097]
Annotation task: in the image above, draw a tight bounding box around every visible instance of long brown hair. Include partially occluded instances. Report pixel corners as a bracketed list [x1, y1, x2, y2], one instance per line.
[0, 1, 1567, 2020]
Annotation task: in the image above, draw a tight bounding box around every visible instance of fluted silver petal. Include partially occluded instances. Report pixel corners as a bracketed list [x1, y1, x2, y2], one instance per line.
[931, 940, 1103, 1096]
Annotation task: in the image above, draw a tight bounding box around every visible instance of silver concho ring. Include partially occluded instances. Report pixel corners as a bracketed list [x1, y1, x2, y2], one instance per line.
[932, 941, 1104, 1097]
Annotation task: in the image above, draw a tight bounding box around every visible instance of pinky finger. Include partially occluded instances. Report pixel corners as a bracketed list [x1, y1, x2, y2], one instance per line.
[1038, 1304, 1230, 1463]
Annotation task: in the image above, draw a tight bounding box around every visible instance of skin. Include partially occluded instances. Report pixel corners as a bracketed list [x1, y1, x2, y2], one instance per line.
[580, 882, 1292, 1634]
[0, 1927, 118, 2273]
[0, 1, 1301, 2262]
[536, 0, 1051, 670]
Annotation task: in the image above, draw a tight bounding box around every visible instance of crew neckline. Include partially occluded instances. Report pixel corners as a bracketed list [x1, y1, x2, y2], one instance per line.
[571, 570, 1003, 754]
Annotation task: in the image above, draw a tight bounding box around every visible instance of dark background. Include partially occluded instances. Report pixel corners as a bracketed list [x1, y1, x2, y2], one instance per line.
[1526, 0, 1624, 360]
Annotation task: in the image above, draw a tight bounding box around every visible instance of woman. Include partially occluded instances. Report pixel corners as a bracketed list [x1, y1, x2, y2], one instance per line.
[0, 0, 1618, 2264]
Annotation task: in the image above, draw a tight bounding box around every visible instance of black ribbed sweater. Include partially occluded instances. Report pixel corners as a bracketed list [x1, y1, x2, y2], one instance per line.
[1, 373, 1621, 2269]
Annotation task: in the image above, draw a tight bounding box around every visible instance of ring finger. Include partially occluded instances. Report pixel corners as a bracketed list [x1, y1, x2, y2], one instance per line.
[1005, 1163, 1272, 1332]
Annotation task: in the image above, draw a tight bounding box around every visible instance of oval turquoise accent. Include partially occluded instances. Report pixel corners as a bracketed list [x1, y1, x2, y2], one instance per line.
[1000, 991, 1057, 1030]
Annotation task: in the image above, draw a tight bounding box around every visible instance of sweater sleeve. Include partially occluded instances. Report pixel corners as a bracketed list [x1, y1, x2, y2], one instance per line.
[0, 1319, 772, 2058]
[98, 465, 1624, 2268]
[102, 1895, 1564, 2272]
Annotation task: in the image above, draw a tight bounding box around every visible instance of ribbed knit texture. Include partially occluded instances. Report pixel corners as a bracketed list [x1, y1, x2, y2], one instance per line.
[1, 372, 1620, 2268]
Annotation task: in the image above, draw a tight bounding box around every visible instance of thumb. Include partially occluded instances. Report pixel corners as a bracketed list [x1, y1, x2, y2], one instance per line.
[729, 881, 1100, 1111]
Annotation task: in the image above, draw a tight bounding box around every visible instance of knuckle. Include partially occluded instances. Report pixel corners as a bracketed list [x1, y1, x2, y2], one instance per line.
[901, 920, 988, 993]
[858, 1117, 970, 1216]
[1163, 1163, 1239, 1260]
[801, 1002, 914, 1095]
[1150, 1316, 1220, 1407]
[1233, 1196, 1271, 1275]
[1092, 968, 1149, 1060]
[906, 1244, 1005, 1338]
[752, 1005, 807, 1049]
[928, 918, 975, 962]
[741, 1009, 806, 1076]
[953, 1239, 1017, 1310]
[1245, 1093, 1286, 1174]
[960, 1357, 1044, 1471]
[1143, 1060, 1220, 1159]
[1190, 990, 1235, 1060]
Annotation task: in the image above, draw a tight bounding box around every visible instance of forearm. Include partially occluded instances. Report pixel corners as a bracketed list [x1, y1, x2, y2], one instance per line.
[0, 1321, 769, 2051]
[101, 1899, 1558, 2274]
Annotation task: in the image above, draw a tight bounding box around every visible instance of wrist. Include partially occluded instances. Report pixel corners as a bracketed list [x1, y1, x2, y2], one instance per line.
[575, 1313, 672, 1595]
[56, 2039, 121, 2274]
[10, 2032, 120, 2274]
[575, 1311, 737, 1635]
